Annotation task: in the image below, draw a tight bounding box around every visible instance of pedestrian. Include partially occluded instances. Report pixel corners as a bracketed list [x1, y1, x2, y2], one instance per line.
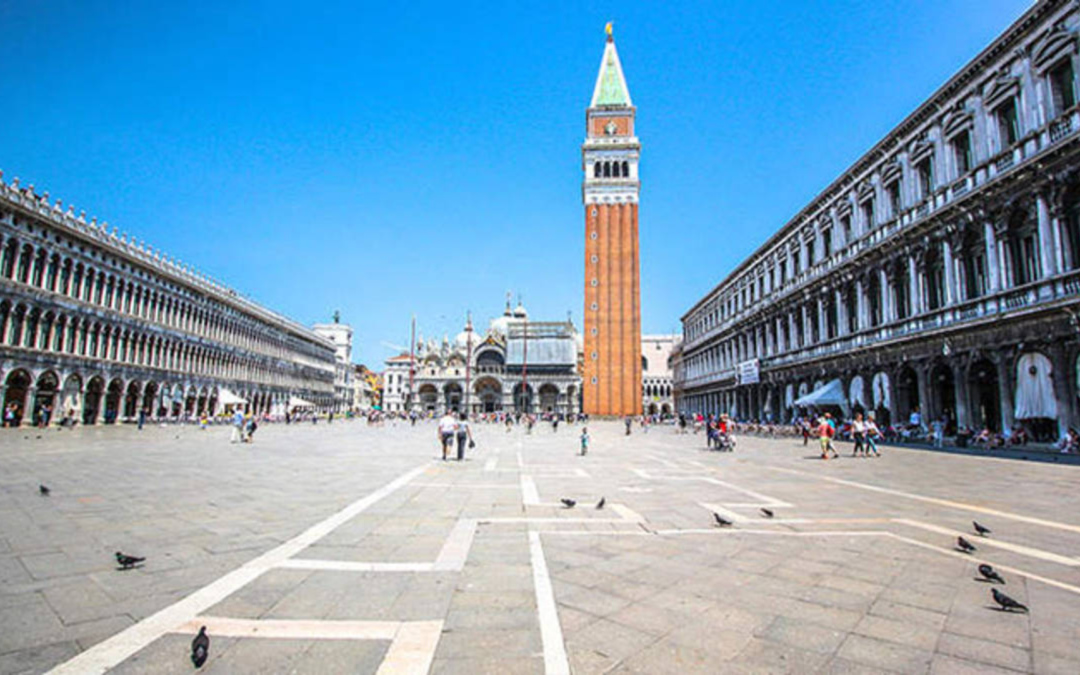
[932, 416, 946, 448]
[329, 412, 334, 424]
[245, 414, 258, 443]
[230, 408, 244, 443]
[4, 403, 16, 428]
[865, 414, 882, 456]
[437, 409, 457, 461]
[455, 411, 472, 461]
[580, 427, 590, 456]
[801, 419, 810, 446]
[624, 416, 632, 436]
[851, 412, 866, 457]
[818, 415, 838, 459]
[552, 416, 559, 433]
[138, 408, 146, 431]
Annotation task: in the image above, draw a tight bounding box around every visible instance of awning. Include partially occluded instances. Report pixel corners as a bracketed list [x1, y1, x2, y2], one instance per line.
[794, 379, 848, 411]
[1015, 353, 1057, 420]
[289, 396, 316, 409]
[849, 376, 867, 409]
[218, 389, 247, 406]
[872, 372, 891, 409]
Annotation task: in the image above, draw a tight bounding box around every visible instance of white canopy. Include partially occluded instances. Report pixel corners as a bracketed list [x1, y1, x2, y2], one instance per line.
[872, 372, 891, 409]
[218, 389, 247, 406]
[849, 376, 867, 410]
[795, 379, 849, 412]
[785, 384, 795, 409]
[1015, 353, 1057, 420]
[289, 396, 316, 409]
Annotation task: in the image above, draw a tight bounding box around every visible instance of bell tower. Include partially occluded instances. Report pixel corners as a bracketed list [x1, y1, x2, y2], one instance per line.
[582, 23, 642, 417]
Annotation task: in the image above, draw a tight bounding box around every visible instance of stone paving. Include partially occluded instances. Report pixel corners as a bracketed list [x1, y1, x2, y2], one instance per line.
[1, 419, 1079, 673]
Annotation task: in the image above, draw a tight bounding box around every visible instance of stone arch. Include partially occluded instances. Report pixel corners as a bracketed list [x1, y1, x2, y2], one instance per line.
[34, 370, 60, 424]
[2, 369, 33, 426]
[538, 383, 559, 413]
[967, 358, 1000, 432]
[84, 375, 105, 425]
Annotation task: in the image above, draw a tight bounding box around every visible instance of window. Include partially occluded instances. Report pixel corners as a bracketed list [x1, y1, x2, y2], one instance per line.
[951, 131, 972, 176]
[917, 157, 935, 199]
[1010, 233, 1040, 285]
[840, 215, 852, 242]
[822, 228, 832, 258]
[806, 238, 815, 266]
[594, 162, 601, 178]
[778, 259, 787, 286]
[886, 182, 901, 218]
[1049, 60, 1076, 115]
[996, 99, 1019, 148]
[862, 199, 875, 230]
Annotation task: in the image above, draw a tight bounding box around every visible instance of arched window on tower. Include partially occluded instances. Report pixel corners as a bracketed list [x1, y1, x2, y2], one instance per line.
[603, 162, 611, 178]
[594, 162, 601, 178]
[622, 161, 629, 177]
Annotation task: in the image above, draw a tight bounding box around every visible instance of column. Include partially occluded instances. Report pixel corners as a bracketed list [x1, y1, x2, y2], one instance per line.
[908, 256, 921, 316]
[996, 358, 1015, 432]
[915, 365, 930, 425]
[21, 387, 37, 427]
[952, 363, 969, 430]
[775, 317, 785, 353]
[984, 222, 1001, 293]
[801, 304, 811, 346]
[787, 312, 797, 350]
[1036, 192, 1059, 279]
[879, 268, 891, 323]
[1049, 343, 1076, 438]
[835, 289, 847, 336]
[816, 298, 826, 342]
[855, 278, 867, 331]
[942, 240, 957, 307]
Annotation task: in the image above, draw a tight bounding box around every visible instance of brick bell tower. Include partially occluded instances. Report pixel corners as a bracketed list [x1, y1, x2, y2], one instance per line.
[582, 23, 642, 417]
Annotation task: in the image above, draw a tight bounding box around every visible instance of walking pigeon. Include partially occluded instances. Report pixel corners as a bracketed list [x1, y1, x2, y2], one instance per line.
[39, 484, 50, 496]
[595, 497, 605, 509]
[713, 512, 734, 527]
[957, 536, 977, 553]
[973, 521, 992, 537]
[115, 552, 145, 569]
[992, 588, 1028, 612]
[978, 564, 1005, 584]
[760, 508, 774, 518]
[191, 626, 209, 668]
[560, 498, 576, 509]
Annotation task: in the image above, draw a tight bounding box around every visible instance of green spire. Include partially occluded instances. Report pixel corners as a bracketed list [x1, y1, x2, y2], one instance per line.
[590, 38, 632, 108]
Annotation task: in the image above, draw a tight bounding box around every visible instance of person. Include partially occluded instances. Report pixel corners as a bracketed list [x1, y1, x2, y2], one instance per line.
[864, 414, 882, 457]
[580, 427, 590, 456]
[230, 408, 244, 443]
[455, 412, 472, 461]
[38, 404, 51, 428]
[199, 413, 208, 430]
[328, 412, 334, 424]
[678, 413, 687, 434]
[245, 413, 258, 443]
[505, 415, 513, 433]
[138, 408, 146, 431]
[818, 416, 838, 459]
[851, 412, 866, 457]
[552, 415, 559, 433]
[624, 416, 632, 436]
[437, 410, 458, 461]
[931, 416, 946, 448]
[801, 419, 811, 446]
[909, 406, 923, 435]
[4, 403, 17, 428]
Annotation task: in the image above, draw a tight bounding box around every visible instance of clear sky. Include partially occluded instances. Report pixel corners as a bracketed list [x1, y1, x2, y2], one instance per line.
[0, 0, 1031, 364]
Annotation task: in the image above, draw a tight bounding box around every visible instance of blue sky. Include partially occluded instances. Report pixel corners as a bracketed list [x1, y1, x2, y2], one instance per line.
[0, 0, 1031, 364]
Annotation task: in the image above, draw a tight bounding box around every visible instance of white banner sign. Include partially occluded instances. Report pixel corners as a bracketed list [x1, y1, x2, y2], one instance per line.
[738, 359, 760, 385]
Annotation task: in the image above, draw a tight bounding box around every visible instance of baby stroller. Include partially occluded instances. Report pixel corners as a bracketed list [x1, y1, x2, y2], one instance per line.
[717, 431, 736, 452]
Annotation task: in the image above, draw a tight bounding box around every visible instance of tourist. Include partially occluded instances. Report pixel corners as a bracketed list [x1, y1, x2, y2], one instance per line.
[624, 415, 632, 436]
[818, 415, 838, 459]
[230, 408, 244, 443]
[455, 411, 472, 461]
[865, 414, 881, 456]
[931, 416, 946, 448]
[851, 412, 866, 457]
[580, 426, 590, 456]
[3, 403, 17, 428]
[437, 409, 457, 460]
[245, 413, 258, 443]
[138, 408, 146, 431]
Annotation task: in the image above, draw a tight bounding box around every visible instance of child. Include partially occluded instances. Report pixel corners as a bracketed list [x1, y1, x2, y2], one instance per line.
[580, 427, 590, 456]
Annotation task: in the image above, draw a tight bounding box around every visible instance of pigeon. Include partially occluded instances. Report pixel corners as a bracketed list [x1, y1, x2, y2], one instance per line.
[39, 484, 50, 496]
[713, 512, 734, 527]
[978, 564, 1005, 584]
[560, 498, 576, 509]
[761, 508, 774, 518]
[595, 497, 605, 509]
[973, 521, 991, 537]
[115, 552, 145, 569]
[992, 588, 1028, 613]
[191, 626, 209, 668]
[957, 536, 977, 553]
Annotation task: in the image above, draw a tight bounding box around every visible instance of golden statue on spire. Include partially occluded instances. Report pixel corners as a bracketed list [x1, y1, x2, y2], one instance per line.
[605, 21, 613, 41]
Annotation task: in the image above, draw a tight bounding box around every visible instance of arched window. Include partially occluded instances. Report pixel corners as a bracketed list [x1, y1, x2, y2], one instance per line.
[622, 161, 629, 177]
[594, 162, 601, 178]
[603, 162, 611, 178]
[642, 355, 649, 371]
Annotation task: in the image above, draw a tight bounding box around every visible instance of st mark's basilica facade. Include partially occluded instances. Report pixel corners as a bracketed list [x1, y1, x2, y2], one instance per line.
[677, 0, 1080, 441]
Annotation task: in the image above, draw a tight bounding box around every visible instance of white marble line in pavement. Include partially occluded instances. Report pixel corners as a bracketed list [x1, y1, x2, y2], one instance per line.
[528, 530, 571, 675]
[278, 560, 437, 572]
[433, 519, 478, 571]
[893, 518, 1080, 566]
[484, 455, 498, 471]
[769, 466, 1080, 535]
[47, 463, 431, 675]
[411, 482, 517, 489]
[172, 618, 444, 675]
[521, 474, 540, 505]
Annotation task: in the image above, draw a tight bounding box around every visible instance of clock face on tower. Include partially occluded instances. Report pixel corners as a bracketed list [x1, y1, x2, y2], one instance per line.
[604, 120, 618, 136]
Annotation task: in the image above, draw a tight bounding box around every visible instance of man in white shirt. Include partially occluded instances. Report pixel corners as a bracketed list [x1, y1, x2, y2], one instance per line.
[437, 410, 458, 461]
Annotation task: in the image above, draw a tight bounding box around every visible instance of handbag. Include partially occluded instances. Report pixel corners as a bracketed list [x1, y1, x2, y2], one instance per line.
[468, 439, 476, 449]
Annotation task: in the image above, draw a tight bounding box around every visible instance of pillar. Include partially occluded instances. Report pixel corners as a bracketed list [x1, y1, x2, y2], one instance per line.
[908, 256, 921, 316]
[1036, 192, 1059, 279]
[942, 240, 957, 307]
[856, 278, 867, 330]
[1049, 343, 1075, 439]
[996, 358, 1015, 432]
[20, 387, 37, 428]
[984, 222, 1001, 293]
[835, 289, 847, 336]
[915, 365, 930, 425]
[952, 362, 969, 430]
[879, 268, 891, 323]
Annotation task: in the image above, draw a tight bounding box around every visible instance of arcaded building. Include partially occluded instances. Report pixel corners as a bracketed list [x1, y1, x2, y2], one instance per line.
[0, 175, 337, 425]
[582, 25, 643, 417]
[677, 0, 1080, 440]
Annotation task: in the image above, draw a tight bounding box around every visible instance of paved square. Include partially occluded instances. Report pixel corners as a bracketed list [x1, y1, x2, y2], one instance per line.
[1, 420, 1079, 674]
